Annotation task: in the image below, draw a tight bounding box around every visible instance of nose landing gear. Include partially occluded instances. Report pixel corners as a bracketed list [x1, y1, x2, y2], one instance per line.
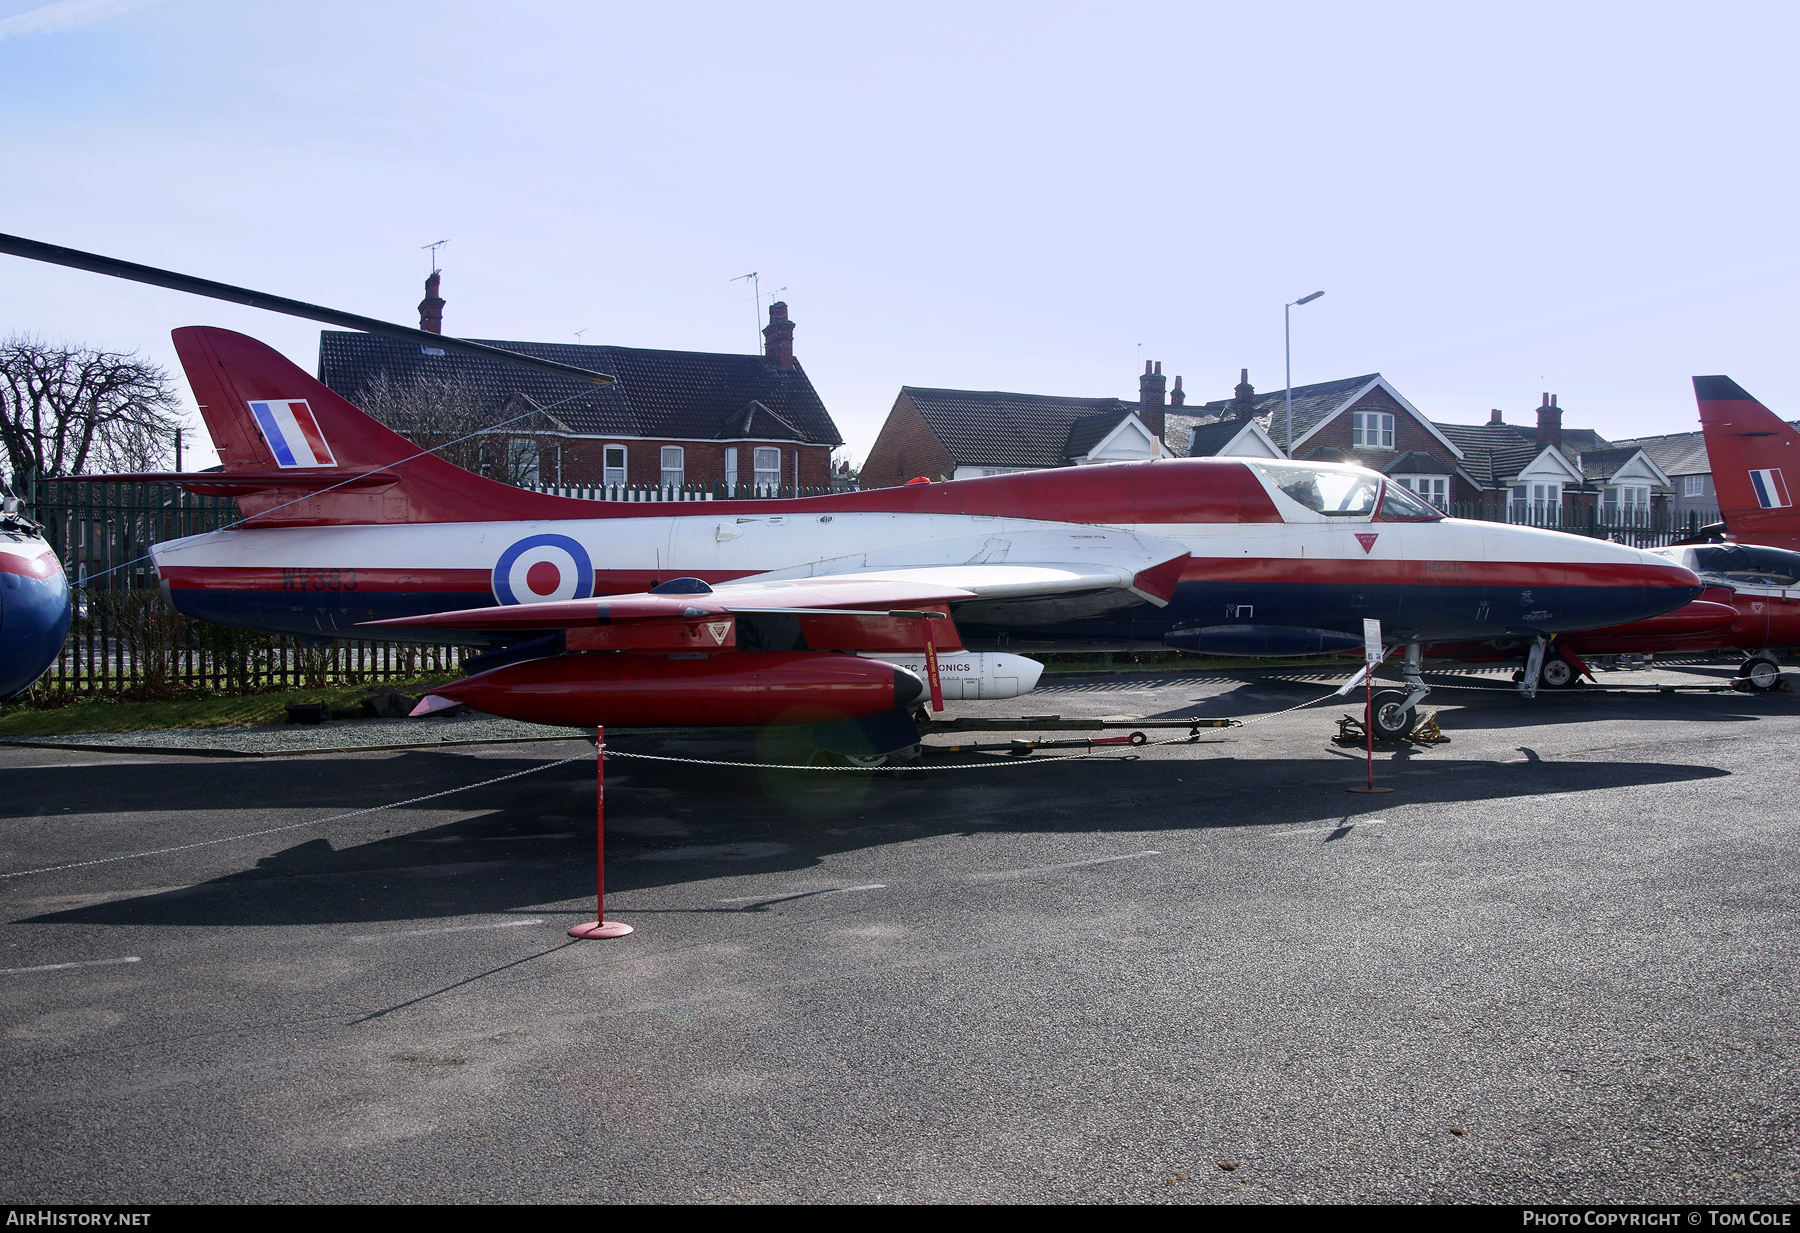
[1367, 643, 1433, 739]
[1738, 651, 1784, 691]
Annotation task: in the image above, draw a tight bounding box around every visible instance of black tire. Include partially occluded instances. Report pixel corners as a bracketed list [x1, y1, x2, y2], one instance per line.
[1367, 689, 1418, 741]
[1742, 657, 1782, 691]
[1540, 656, 1579, 689]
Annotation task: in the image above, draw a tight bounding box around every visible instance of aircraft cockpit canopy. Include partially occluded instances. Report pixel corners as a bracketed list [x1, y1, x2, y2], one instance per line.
[1690, 544, 1800, 588]
[1256, 462, 1379, 517]
[1250, 460, 1442, 522]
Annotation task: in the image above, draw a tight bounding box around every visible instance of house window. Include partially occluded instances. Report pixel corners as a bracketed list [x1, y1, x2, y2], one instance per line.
[1352, 412, 1395, 449]
[1684, 475, 1705, 497]
[754, 447, 781, 491]
[1398, 475, 1448, 508]
[507, 438, 540, 485]
[1604, 484, 1650, 513]
[1511, 482, 1561, 522]
[660, 446, 685, 489]
[602, 444, 627, 487]
[724, 447, 738, 494]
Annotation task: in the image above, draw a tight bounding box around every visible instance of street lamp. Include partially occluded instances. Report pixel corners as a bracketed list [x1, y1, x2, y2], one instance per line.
[1285, 290, 1324, 457]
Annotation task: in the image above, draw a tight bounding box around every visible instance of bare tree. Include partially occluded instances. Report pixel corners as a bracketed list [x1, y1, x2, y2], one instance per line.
[0, 335, 183, 482]
[352, 370, 557, 487]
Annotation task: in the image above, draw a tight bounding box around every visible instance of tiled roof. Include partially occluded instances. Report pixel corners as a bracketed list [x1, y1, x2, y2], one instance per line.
[1608, 430, 1712, 477]
[1199, 374, 1381, 449]
[717, 400, 805, 442]
[1383, 450, 1451, 476]
[1433, 422, 1557, 488]
[318, 332, 842, 445]
[899, 387, 1135, 469]
[1063, 411, 1130, 459]
[1577, 446, 1647, 482]
[1181, 419, 1256, 458]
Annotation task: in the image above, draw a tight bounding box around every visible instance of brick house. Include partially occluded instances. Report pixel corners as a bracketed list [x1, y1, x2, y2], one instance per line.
[318, 285, 842, 493]
[1172, 371, 1678, 518]
[1172, 371, 1482, 505]
[862, 361, 1282, 487]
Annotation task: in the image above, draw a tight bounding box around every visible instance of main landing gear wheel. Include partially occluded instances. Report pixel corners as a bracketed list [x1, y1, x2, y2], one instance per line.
[1739, 656, 1783, 691]
[1367, 689, 1418, 741]
[1540, 656, 1580, 689]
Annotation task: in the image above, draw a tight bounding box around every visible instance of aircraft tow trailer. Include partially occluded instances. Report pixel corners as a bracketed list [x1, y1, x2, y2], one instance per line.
[911, 715, 1238, 761]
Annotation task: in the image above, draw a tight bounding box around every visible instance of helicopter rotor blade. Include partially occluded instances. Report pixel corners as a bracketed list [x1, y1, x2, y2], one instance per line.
[0, 232, 615, 386]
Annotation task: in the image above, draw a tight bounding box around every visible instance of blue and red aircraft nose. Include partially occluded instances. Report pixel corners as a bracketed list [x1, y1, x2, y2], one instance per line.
[1635, 558, 1704, 622]
[0, 550, 72, 701]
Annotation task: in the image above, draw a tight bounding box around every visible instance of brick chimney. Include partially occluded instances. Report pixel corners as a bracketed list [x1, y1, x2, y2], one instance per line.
[1136, 361, 1166, 440]
[762, 301, 796, 368]
[1489, 408, 1504, 425]
[1536, 393, 1562, 450]
[418, 271, 445, 334]
[1170, 375, 1186, 407]
[1231, 368, 1255, 421]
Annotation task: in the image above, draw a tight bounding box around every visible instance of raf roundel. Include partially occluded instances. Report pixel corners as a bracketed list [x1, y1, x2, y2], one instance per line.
[492, 534, 595, 605]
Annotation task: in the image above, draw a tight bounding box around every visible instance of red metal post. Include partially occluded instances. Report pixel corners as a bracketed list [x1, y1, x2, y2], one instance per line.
[569, 724, 633, 938]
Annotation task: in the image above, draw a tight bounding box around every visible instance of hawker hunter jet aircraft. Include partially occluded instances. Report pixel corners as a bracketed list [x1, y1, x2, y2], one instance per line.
[1695, 376, 1800, 553]
[111, 326, 1704, 749]
[0, 480, 72, 701]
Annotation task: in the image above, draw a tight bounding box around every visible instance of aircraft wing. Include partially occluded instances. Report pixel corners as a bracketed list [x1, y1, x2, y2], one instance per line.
[739, 527, 1193, 617]
[364, 528, 1192, 634]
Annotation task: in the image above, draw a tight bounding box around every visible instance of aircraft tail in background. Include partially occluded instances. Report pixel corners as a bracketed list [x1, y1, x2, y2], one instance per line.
[1693, 375, 1800, 553]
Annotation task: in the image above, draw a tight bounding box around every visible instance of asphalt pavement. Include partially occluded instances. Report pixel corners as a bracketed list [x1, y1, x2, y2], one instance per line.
[2, 660, 1795, 1203]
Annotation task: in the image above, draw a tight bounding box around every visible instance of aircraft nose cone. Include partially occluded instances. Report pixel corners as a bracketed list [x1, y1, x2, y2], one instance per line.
[893, 665, 926, 710]
[0, 560, 73, 701]
[1639, 558, 1703, 620]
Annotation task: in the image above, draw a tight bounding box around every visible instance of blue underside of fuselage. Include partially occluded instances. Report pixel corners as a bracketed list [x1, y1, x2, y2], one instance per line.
[0, 569, 73, 700]
[169, 578, 1701, 654]
[959, 580, 1700, 649]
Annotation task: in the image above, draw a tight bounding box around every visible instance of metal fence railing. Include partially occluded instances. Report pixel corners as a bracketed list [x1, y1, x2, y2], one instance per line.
[1444, 502, 1720, 549]
[19, 477, 464, 700]
[522, 480, 849, 501]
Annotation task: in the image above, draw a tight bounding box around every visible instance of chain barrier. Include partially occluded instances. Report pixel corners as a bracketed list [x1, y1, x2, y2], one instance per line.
[603, 746, 1118, 773]
[0, 752, 592, 881]
[0, 670, 1479, 880]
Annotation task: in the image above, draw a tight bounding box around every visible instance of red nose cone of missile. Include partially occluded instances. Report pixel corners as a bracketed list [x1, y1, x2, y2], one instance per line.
[420, 651, 924, 729]
[1585, 597, 1739, 641]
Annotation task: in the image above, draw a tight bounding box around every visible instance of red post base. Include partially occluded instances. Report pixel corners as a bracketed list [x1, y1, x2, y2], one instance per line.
[1346, 785, 1395, 794]
[569, 920, 634, 939]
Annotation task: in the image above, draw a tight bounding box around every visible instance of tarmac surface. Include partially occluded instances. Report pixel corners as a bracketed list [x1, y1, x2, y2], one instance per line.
[2, 660, 1796, 1204]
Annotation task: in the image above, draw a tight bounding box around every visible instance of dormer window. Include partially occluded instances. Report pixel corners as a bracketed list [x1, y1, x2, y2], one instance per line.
[1604, 484, 1650, 511]
[1352, 412, 1394, 449]
[1396, 475, 1448, 508]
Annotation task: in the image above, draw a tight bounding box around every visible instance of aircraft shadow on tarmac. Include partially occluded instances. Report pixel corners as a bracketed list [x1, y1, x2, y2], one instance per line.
[11, 731, 1733, 932]
[1144, 671, 1798, 734]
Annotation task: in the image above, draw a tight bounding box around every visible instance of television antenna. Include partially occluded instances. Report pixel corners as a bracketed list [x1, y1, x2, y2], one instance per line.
[422, 239, 449, 274]
[730, 271, 761, 349]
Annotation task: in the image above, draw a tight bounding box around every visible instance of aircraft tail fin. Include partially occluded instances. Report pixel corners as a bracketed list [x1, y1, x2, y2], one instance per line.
[173, 325, 575, 526]
[1693, 375, 1800, 551]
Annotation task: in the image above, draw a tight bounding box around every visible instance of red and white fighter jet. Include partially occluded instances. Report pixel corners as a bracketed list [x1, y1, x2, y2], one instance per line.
[120, 326, 1704, 749]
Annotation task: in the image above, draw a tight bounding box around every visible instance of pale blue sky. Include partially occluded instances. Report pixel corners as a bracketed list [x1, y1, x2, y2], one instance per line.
[3, 0, 1795, 470]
